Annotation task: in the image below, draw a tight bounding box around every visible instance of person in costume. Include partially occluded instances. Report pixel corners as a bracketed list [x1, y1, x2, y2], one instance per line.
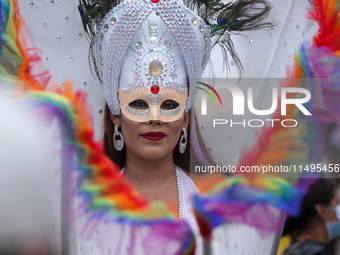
[75, 1, 279, 253]
[78, 0, 274, 219]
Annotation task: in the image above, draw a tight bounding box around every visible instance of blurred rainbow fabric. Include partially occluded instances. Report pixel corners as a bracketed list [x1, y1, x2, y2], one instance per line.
[192, 0, 340, 239]
[1, 0, 340, 253]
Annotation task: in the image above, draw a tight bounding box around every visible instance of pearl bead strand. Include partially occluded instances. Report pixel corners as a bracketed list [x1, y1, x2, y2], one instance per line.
[176, 169, 183, 219]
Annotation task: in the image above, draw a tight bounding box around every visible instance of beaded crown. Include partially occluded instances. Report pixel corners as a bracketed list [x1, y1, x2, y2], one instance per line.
[94, 0, 211, 115]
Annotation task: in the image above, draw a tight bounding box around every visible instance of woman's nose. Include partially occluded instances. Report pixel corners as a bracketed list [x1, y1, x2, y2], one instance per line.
[146, 119, 163, 125]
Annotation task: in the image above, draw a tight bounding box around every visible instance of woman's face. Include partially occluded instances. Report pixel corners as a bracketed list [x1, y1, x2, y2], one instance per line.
[111, 111, 189, 161]
[318, 188, 340, 223]
[325, 189, 340, 222]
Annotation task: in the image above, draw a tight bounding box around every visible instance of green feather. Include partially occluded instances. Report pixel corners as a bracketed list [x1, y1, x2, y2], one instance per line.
[183, 0, 277, 76]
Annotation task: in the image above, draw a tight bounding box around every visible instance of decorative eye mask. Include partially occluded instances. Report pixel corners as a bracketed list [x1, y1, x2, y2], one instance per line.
[118, 85, 188, 122]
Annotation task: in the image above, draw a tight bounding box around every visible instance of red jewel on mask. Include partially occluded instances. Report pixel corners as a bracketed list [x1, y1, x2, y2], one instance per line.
[151, 0, 159, 3]
[151, 85, 160, 94]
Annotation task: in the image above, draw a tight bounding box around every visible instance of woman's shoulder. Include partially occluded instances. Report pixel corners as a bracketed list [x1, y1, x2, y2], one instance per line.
[285, 240, 332, 255]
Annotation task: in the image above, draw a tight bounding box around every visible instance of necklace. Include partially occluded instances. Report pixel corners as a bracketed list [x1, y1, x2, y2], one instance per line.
[176, 168, 183, 219]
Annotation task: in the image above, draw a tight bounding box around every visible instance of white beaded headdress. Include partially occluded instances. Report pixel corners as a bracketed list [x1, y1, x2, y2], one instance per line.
[94, 0, 210, 115]
[79, 0, 274, 116]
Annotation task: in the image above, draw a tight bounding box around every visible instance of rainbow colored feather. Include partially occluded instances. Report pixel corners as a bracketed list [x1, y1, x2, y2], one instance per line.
[192, 0, 340, 239]
[0, 0, 50, 89]
[309, 0, 340, 55]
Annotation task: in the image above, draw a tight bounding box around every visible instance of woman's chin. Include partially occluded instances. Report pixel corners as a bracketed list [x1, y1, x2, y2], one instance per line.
[125, 137, 177, 160]
[133, 147, 173, 161]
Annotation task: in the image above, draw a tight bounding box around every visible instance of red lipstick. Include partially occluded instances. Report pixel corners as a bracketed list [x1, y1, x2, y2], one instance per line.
[142, 132, 165, 141]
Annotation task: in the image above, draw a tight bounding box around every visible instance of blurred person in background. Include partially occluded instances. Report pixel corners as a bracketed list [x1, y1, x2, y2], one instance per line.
[0, 94, 59, 255]
[282, 178, 340, 255]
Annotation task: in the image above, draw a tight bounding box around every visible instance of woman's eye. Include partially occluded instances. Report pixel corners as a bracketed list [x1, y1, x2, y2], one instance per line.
[161, 100, 179, 110]
[129, 100, 149, 110]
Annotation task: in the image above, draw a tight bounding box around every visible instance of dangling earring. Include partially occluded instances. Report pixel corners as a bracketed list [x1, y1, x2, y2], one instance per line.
[113, 124, 124, 151]
[179, 127, 187, 154]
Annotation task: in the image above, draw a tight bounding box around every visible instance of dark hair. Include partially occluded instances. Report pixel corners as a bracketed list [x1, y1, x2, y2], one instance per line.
[283, 178, 338, 236]
[103, 104, 190, 171]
